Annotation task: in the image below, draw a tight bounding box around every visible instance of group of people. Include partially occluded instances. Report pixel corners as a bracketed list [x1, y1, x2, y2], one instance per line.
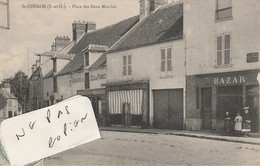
[224, 107, 251, 136]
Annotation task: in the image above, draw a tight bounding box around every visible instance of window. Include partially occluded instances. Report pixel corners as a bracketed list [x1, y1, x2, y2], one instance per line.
[216, 34, 231, 66]
[85, 52, 89, 66]
[216, 0, 232, 20]
[85, 73, 90, 89]
[53, 77, 57, 92]
[8, 100, 12, 107]
[161, 48, 172, 72]
[123, 55, 132, 76]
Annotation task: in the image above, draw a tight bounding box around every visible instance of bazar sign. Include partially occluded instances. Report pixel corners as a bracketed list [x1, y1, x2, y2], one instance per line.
[213, 76, 246, 85]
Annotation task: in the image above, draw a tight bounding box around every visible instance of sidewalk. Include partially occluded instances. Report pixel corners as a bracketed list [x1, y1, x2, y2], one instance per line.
[99, 126, 260, 145]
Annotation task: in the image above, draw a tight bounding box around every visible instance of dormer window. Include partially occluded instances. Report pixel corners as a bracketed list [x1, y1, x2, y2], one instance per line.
[85, 52, 89, 66]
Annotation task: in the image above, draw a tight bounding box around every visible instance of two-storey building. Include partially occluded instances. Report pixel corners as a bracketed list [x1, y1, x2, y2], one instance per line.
[184, 0, 260, 133]
[106, 1, 185, 129]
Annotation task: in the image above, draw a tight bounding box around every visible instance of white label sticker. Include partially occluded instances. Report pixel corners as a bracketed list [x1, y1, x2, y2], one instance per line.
[0, 96, 100, 166]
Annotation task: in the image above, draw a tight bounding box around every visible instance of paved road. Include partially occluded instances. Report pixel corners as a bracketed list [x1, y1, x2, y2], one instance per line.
[44, 131, 260, 165]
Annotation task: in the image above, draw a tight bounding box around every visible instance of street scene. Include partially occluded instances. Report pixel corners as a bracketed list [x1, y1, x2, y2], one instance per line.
[44, 131, 260, 165]
[1, 0, 260, 165]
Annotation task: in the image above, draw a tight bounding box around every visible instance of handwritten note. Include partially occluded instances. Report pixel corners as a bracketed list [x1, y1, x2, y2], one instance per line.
[0, 95, 101, 166]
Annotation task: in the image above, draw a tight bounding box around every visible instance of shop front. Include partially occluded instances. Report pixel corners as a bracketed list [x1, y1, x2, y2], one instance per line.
[186, 70, 260, 133]
[105, 80, 149, 128]
[77, 88, 107, 126]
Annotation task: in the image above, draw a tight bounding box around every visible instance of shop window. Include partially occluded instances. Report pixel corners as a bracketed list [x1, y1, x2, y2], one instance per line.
[216, 34, 231, 66]
[216, 0, 232, 21]
[123, 55, 132, 76]
[85, 73, 90, 89]
[85, 52, 89, 66]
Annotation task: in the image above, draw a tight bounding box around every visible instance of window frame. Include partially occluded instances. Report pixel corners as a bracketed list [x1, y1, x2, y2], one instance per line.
[215, 33, 232, 67]
[122, 55, 132, 76]
[215, 0, 232, 21]
[84, 52, 89, 67]
[160, 47, 173, 78]
[85, 72, 90, 89]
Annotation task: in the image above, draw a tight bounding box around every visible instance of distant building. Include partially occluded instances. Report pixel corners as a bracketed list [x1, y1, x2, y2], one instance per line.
[0, 83, 21, 118]
[56, 17, 139, 125]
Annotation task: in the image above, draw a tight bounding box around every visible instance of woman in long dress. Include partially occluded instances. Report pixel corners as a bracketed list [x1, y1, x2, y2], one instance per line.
[234, 113, 243, 131]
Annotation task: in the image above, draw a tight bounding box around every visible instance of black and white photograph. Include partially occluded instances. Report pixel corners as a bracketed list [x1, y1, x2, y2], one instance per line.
[0, 0, 260, 165]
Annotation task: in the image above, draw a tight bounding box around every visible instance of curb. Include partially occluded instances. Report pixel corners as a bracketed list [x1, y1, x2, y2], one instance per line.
[100, 128, 260, 145]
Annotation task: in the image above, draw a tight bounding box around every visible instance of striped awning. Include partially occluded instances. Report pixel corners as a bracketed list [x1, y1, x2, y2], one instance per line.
[108, 90, 143, 115]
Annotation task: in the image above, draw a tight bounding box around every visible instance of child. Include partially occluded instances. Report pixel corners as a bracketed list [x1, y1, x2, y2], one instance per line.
[234, 113, 243, 132]
[224, 111, 231, 135]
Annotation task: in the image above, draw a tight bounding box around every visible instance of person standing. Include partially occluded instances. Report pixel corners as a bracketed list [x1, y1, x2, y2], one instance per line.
[234, 113, 243, 132]
[243, 107, 251, 136]
[224, 111, 231, 135]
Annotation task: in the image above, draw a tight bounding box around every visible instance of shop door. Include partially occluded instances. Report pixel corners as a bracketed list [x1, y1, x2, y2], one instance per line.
[201, 88, 212, 130]
[153, 89, 183, 129]
[168, 90, 183, 130]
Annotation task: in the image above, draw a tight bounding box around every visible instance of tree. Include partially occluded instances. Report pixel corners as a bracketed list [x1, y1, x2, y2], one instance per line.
[0, 94, 7, 109]
[9, 71, 29, 108]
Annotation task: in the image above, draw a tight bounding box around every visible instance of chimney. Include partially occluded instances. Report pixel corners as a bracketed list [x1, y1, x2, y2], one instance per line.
[72, 21, 96, 42]
[139, 0, 168, 19]
[54, 36, 70, 51]
[3, 83, 11, 94]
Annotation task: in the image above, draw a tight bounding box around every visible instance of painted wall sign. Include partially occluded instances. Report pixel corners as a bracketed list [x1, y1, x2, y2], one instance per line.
[247, 52, 259, 63]
[72, 77, 84, 83]
[0, 95, 100, 166]
[90, 74, 106, 81]
[213, 76, 246, 85]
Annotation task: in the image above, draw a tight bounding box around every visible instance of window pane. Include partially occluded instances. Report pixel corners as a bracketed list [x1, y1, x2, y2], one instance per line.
[217, 36, 222, 50]
[217, 51, 222, 65]
[224, 50, 230, 64]
[123, 56, 126, 65]
[85, 73, 90, 89]
[167, 48, 172, 59]
[217, 0, 231, 10]
[128, 65, 132, 75]
[123, 66, 127, 76]
[161, 49, 165, 60]
[216, 8, 232, 20]
[128, 55, 131, 65]
[167, 60, 172, 71]
[224, 35, 230, 49]
[85, 52, 89, 66]
[161, 61, 165, 72]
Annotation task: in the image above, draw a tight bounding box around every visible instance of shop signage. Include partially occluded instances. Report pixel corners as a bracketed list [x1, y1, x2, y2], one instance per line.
[73, 77, 84, 83]
[90, 74, 106, 81]
[213, 76, 246, 85]
[247, 52, 259, 63]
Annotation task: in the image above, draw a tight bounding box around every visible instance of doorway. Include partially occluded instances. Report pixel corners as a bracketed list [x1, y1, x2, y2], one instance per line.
[201, 88, 212, 130]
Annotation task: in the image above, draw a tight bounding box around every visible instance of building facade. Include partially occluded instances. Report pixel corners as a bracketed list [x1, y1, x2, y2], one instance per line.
[0, 83, 21, 118]
[106, 2, 184, 129]
[184, 0, 260, 133]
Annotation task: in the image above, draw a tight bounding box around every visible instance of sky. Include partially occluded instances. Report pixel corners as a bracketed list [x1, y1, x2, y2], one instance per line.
[0, 0, 140, 81]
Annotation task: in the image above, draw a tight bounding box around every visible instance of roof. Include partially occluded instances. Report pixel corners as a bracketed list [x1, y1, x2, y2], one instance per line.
[109, 3, 183, 52]
[57, 15, 139, 75]
[0, 88, 17, 99]
[88, 54, 106, 70]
